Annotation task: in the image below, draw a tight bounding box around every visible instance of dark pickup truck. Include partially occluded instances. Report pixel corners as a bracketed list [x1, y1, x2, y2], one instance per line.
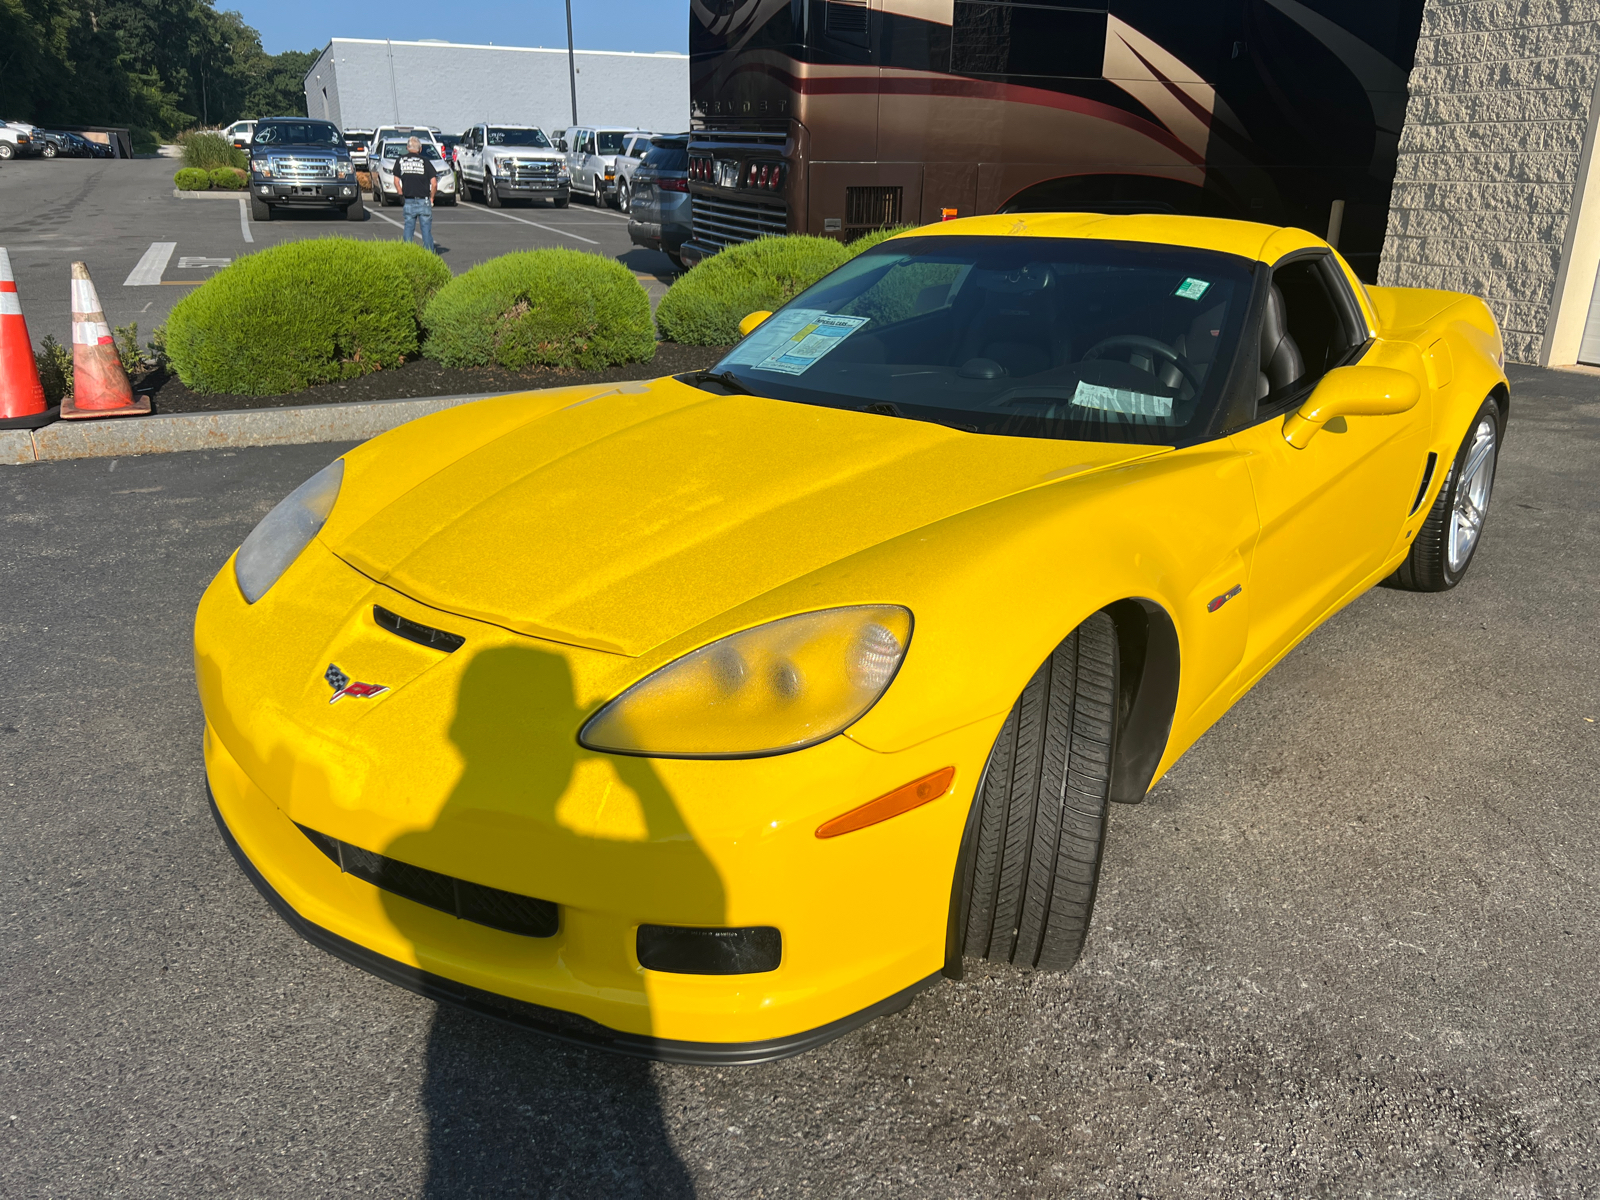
[248, 117, 365, 222]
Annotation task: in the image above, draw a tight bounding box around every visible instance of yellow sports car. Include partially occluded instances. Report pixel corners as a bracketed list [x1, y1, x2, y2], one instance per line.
[197, 214, 1507, 1063]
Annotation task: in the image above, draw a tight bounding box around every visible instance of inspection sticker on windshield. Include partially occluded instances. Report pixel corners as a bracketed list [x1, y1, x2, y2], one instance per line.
[754, 313, 870, 376]
[1174, 276, 1211, 301]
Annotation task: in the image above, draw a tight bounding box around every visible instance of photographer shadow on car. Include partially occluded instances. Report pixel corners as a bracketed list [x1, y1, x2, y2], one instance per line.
[378, 644, 716, 1196]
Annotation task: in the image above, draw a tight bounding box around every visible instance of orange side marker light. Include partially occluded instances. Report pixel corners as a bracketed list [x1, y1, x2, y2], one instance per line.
[816, 767, 956, 839]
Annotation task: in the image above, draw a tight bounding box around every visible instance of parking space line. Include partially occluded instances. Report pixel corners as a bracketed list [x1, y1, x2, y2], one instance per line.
[369, 209, 404, 229]
[461, 198, 622, 230]
[239, 199, 253, 244]
[465, 204, 599, 245]
[123, 242, 176, 287]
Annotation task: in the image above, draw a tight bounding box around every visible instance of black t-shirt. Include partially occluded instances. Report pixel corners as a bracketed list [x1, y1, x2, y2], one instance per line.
[395, 154, 438, 200]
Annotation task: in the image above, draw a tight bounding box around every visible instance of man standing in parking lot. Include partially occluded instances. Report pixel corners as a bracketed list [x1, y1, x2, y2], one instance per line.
[396, 136, 438, 253]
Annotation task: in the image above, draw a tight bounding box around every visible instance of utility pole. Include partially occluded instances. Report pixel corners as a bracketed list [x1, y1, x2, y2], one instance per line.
[565, 0, 578, 125]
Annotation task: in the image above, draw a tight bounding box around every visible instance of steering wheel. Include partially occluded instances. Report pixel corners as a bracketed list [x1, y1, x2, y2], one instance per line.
[1081, 335, 1200, 397]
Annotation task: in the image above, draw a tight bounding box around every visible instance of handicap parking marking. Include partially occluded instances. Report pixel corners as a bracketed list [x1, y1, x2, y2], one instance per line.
[177, 257, 231, 269]
[123, 242, 177, 287]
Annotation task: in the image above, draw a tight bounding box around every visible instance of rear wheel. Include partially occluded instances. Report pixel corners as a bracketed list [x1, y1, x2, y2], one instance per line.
[250, 194, 272, 222]
[1390, 398, 1501, 592]
[959, 612, 1119, 973]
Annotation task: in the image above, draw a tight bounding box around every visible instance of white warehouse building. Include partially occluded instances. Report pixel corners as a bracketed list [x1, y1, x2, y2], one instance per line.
[302, 38, 689, 137]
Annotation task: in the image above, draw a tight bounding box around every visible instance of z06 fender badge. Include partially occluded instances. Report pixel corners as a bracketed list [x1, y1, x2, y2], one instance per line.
[1207, 584, 1243, 613]
[324, 663, 389, 704]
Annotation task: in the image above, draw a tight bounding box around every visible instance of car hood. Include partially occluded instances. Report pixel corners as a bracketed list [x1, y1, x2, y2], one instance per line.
[330, 381, 1165, 657]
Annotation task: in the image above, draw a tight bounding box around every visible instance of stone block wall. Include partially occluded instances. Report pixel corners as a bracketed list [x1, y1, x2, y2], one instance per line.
[1379, 2, 1600, 362]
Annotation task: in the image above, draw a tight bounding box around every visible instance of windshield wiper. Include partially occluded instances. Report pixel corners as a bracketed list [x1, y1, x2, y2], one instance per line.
[688, 370, 755, 395]
[860, 401, 978, 434]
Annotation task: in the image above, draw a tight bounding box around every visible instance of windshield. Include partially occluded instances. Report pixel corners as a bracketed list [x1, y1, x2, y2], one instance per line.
[253, 122, 342, 147]
[381, 141, 440, 161]
[487, 127, 550, 147]
[711, 236, 1253, 446]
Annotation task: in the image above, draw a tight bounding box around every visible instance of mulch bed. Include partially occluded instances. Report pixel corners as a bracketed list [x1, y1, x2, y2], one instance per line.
[138, 342, 733, 414]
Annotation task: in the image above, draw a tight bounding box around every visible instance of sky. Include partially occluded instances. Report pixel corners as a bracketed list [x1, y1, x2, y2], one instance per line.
[241, 0, 690, 57]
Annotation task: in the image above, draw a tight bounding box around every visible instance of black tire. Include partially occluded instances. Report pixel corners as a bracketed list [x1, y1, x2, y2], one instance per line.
[959, 612, 1119, 973]
[485, 172, 502, 208]
[1389, 397, 1501, 592]
[667, 252, 685, 272]
[553, 195, 569, 208]
[344, 195, 366, 221]
[250, 194, 272, 222]
[438, 193, 456, 206]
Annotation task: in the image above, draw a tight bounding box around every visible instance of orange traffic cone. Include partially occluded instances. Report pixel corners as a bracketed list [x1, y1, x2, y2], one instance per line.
[0, 247, 57, 430]
[60, 261, 149, 420]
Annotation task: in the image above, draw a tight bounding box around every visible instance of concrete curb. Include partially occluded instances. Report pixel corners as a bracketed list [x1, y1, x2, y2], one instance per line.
[172, 188, 251, 200]
[0, 391, 521, 465]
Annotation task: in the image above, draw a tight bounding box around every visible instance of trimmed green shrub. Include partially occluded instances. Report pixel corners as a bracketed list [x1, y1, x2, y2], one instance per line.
[35, 335, 72, 405]
[179, 130, 246, 171]
[209, 166, 247, 190]
[364, 241, 453, 321]
[166, 238, 417, 394]
[422, 249, 653, 370]
[174, 168, 211, 191]
[655, 235, 849, 345]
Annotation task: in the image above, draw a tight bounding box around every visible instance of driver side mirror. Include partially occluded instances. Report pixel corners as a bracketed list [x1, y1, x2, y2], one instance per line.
[1282, 365, 1420, 449]
[738, 310, 772, 338]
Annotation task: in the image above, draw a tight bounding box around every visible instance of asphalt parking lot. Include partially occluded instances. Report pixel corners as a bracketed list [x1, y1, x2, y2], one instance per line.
[1, 364, 1597, 1198]
[0, 156, 671, 350]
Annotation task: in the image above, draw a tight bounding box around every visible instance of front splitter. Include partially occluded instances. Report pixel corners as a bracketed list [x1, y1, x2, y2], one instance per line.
[209, 787, 940, 1066]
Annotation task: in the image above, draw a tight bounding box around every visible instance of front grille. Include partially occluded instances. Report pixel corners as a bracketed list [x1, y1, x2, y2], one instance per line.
[504, 158, 560, 185]
[299, 824, 559, 938]
[846, 185, 903, 232]
[637, 925, 782, 974]
[692, 194, 789, 248]
[269, 156, 335, 180]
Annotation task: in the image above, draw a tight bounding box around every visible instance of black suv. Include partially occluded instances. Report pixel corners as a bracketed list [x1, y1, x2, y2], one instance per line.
[248, 118, 365, 222]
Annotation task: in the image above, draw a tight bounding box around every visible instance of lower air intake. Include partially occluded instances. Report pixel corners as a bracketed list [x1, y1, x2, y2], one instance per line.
[299, 824, 558, 938]
[637, 924, 782, 974]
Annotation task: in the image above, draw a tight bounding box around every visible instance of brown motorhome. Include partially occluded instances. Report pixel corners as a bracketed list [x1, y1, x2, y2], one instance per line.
[683, 1, 1425, 280]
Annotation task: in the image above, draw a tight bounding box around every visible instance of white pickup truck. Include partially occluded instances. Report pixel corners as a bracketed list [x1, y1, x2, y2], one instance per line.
[456, 124, 569, 208]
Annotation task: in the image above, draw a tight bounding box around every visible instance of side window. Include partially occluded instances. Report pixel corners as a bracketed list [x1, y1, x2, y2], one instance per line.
[1256, 256, 1360, 408]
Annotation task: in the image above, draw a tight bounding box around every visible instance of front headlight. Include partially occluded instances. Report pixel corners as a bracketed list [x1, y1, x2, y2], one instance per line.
[234, 460, 344, 603]
[579, 606, 912, 758]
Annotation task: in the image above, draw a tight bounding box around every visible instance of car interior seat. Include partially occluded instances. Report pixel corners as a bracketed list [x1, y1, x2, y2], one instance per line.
[1257, 284, 1304, 400]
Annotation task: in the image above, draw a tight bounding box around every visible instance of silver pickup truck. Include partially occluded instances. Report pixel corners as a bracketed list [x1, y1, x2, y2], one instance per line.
[457, 124, 569, 208]
[247, 118, 364, 222]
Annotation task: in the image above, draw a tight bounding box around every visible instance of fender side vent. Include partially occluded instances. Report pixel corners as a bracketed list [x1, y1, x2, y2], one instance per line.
[299, 824, 558, 938]
[1410, 452, 1438, 515]
[374, 605, 466, 653]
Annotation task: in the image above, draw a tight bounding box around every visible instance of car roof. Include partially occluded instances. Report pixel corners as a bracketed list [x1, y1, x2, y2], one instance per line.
[890, 212, 1328, 266]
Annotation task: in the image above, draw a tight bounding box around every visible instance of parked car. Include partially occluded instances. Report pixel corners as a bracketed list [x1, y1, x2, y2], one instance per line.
[224, 119, 256, 149]
[0, 120, 41, 159]
[247, 117, 364, 222]
[457, 123, 568, 208]
[37, 129, 91, 158]
[372, 137, 457, 206]
[370, 124, 442, 164]
[558, 126, 652, 207]
[343, 129, 375, 170]
[627, 135, 690, 269]
[611, 132, 657, 214]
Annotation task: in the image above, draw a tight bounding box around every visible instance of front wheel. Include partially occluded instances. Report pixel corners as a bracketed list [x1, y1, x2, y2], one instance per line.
[0, 144, 14, 161]
[1390, 398, 1501, 592]
[485, 173, 502, 208]
[344, 195, 366, 221]
[957, 612, 1119, 973]
[616, 181, 631, 213]
[42, 144, 57, 159]
[250, 194, 272, 222]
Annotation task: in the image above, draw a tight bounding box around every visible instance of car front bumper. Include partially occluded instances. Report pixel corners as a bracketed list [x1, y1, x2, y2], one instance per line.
[195, 540, 992, 1058]
[254, 181, 361, 204]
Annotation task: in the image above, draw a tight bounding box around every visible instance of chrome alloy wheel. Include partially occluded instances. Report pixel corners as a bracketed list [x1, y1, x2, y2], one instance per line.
[1447, 416, 1497, 573]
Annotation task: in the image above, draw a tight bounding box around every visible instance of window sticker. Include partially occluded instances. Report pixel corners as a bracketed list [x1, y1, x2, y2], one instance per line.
[1174, 276, 1211, 301]
[726, 310, 871, 376]
[1070, 380, 1173, 418]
